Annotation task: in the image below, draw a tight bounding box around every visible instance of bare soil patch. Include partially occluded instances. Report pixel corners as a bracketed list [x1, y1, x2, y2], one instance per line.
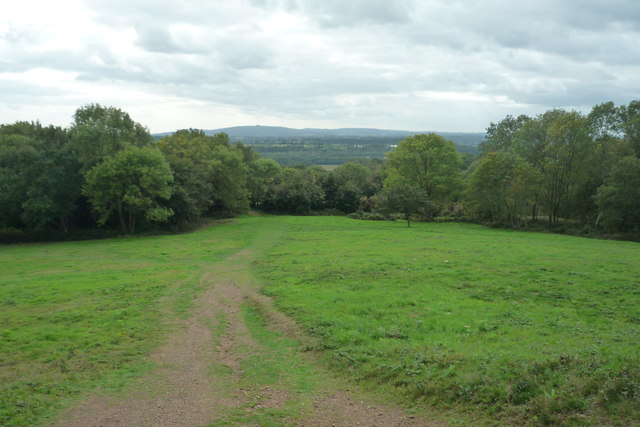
[55, 249, 442, 426]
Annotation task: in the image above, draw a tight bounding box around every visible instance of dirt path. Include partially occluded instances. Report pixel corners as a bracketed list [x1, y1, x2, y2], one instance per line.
[55, 248, 442, 426]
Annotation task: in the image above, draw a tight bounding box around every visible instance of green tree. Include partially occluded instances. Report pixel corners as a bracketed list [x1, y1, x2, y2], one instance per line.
[511, 109, 592, 224]
[263, 167, 324, 214]
[542, 111, 593, 225]
[83, 146, 174, 233]
[69, 104, 153, 172]
[209, 143, 250, 213]
[619, 100, 640, 158]
[246, 157, 282, 208]
[594, 156, 640, 232]
[0, 122, 81, 231]
[157, 130, 249, 222]
[384, 133, 461, 218]
[587, 102, 628, 184]
[467, 151, 540, 227]
[379, 178, 429, 227]
[480, 114, 531, 154]
[328, 162, 375, 213]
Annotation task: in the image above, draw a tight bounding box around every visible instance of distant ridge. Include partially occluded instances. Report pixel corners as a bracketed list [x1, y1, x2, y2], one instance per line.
[153, 125, 486, 146]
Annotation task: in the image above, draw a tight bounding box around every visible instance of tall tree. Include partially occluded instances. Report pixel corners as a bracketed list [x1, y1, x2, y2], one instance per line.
[511, 109, 585, 223]
[209, 143, 250, 213]
[69, 104, 153, 172]
[542, 111, 593, 225]
[327, 162, 375, 213]
[466, 151, 540, 227]
[480, 114, 531, 154]
[587, 102, 627, 184]
[0, 122, 81, 231]
[594, 156, 640, 232]
[619, 100, 640, 158]
[262, 167, 324, 214]
[83, 146, 174, 233]
[158, 130, 249, 222]
[246, 157, 282, 208]
[379, 178, 429, 227]
[384, 133, 461, 218]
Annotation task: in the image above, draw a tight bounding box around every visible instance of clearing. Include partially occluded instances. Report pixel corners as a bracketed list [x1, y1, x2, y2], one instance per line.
[1, 216, 638, 426]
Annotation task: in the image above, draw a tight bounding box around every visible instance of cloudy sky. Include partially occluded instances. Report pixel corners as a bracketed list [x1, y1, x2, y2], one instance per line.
[1, 0, 639, 133]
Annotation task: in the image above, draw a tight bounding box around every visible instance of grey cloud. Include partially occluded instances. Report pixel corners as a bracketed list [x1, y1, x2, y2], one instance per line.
[300, 0, 412, 27]
[135, 24, 179, 53]
[0, 80, 66, 99]
[0, 25, 39, 44]
[2, 0, 640, 132]
[403, 0, 640, 63]
[214, 34, 275, 70]
[551, 0, 640, 31]
[86, 0, 261, 28]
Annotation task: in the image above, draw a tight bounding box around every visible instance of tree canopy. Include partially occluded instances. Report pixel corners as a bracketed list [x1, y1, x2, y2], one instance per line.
[83, 146, 174, 233]
[2, 100, 640, 239]
[384, 133, 461, 218]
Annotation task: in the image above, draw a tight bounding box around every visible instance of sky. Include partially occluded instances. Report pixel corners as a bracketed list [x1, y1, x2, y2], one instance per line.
[1, 0, 639, 133]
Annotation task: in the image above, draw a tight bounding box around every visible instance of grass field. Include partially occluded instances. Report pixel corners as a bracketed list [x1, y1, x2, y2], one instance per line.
[1, 216, 639, 425]
[256, 216, 640, 425]
[0, 220, 253, 425]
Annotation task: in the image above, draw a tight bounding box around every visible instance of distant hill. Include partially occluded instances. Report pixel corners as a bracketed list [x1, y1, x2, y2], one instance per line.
[153, 125, 486, 146]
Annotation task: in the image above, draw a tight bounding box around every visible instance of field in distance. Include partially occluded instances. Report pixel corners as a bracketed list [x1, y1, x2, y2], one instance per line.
[1, 216, 638, 426]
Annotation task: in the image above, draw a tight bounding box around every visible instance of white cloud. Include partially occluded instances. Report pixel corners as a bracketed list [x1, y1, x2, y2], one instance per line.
[1, 0, 639, 132]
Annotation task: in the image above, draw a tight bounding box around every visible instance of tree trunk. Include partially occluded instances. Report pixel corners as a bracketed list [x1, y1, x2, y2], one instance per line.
[116, 202, 127, 233]
[129, 212, 136, 234]
[594, 211, 602, 229]
[59, 216, 69, 234]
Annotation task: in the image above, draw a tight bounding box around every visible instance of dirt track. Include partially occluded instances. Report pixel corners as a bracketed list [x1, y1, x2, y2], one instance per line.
[55, 248, 441, 426]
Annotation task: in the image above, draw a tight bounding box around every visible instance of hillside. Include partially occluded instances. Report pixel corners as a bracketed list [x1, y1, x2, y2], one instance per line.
[154, 125, 485, 145]
[153, 126, 485, 165]
[3, 216, 638, 426]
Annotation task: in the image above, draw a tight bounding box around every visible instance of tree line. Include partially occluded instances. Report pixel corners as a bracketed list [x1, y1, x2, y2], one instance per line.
[1, 101, 639, 239]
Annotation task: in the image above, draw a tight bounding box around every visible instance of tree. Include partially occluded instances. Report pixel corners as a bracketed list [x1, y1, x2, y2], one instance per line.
[511, 110, 593, 225]
[542, 111, 592, 225]
[262, 167, 324, 214]
[480, 114, 531, 154]
[209, 143, 250, 213]
[246, 157, 282, 208]
[158, 130, 249, 223]
[587, 102, 627, 184]
[0, 122, 81, 232]
[466, 151, 540, 227]
[619, 100, 640, 158]
[379, 178, 429, 227]
[69, 104, 153, 172]
[327, 162, 375, 213]
[384, 133, 461, 218]
[514, 109, 568, 170]
[83, 146, 174, 233]
[594, 156, 640, 232]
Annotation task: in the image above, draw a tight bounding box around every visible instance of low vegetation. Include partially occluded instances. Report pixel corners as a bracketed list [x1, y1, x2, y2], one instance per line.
[0, 220, 252, 425]
[1, 216, 638, 425]
[256, 216, 640, 425]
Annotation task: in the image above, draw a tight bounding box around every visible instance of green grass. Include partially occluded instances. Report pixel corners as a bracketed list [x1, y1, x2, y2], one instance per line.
[255, 216, 640, 425]
[2, 215, 639, 426]
[209, 303, 325, 426]
[0, 220, 253, 426]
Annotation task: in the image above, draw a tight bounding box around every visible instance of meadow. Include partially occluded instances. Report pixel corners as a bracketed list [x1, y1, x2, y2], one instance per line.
[1, 216, 638, 425]
[256, 216, 640, 425]
[0, 220, 254, 425]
